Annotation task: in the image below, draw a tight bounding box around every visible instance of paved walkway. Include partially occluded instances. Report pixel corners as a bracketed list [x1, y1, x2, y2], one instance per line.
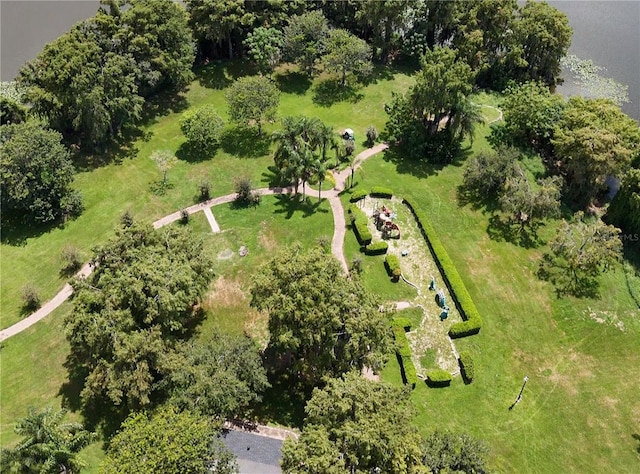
[0, 146, 388, 342]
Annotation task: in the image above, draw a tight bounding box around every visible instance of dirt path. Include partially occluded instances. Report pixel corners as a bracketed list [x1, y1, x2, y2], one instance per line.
[1, 147, 389, 342]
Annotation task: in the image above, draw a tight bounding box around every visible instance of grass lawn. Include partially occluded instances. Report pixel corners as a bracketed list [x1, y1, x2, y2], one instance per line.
[354, 131, 640, 472]
[0, 61, 414, 329]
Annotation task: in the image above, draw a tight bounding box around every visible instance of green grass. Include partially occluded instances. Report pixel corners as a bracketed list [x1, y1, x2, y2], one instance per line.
[1, 61, 414, 329]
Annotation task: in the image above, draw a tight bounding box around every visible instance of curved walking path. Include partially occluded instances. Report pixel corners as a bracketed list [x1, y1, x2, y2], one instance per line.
[0, 145, 388, 342]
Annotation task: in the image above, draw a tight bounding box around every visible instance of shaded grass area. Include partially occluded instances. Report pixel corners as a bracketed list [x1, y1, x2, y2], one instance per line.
[357, 137, 640, 472]
[1, 61, 414, 328]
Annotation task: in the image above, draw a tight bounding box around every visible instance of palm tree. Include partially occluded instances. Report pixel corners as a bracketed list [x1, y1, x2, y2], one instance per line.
[449, 99, 484, 146]
[315, 159, 328, 200]
[1, 406, 95, 474]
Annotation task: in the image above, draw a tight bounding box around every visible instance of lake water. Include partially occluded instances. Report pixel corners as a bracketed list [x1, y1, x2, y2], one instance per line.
[1, 0, 638, 119]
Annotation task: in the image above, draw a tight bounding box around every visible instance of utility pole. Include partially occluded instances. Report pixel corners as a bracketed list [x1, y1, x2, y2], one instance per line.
[509, 375, 529, 410]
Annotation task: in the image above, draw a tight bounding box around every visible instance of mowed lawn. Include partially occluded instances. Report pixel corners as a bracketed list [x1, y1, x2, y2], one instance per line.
[351, 120, 640, 472]
[0, 61, 414, 328]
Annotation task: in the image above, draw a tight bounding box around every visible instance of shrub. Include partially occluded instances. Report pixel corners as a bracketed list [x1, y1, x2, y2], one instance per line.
[364, 241, 388, 255]
[459, 350, 475, 383]
[21, 284, 41, 311]
[180, 209, 190, 224]
[180, 105, 224, 151]
[348, 204, 372, 245]
[370, 186, 393, 198]
[199, 180, 211, 201]
[366, 125, 378, 145]
[392, 316, 412, 331]
[234, 177, 261, 207]
[350, 255, 363, 275]
[426, 369, 452, 387]
[403, 197, 482, 338]
[345, 139, 355, 156]
[385, 254, 401, 280]
[120, 209, 134, 228]
[60, 245, 82, 273]
[392, 324, 417, 388]
[60, 190, 84, 220]
[350, 189, 368, 202]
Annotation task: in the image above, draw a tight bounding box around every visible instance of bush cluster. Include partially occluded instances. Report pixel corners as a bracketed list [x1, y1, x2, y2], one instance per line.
[393, 324, 417, 388]
[370, 186, 393, 198]
[426, 369, 452, 387]
[458, 350, 475, 383]
[403, 198, 482, 338]
[350, 189, 368, 202]
[347, 204, 372, 246]
[364, 241, 388, 255]
[384, 254, 401, 280]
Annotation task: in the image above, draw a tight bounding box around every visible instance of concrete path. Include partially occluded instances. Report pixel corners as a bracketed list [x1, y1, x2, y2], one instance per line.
[203, 207, 221, 233]
[1, 147, 388, 341]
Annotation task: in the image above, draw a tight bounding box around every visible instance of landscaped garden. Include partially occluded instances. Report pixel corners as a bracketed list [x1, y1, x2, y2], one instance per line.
[2, 2, 640, 473]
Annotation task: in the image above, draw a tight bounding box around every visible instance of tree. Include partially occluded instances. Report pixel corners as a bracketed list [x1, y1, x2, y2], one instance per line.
[65, 223, 215, 410]
[552, 97, 640, 208]
[17, 11, 144, 149]
[1, 406, 95, 474]
[0, 121, 82, 224]
[180, 105, 225, 151]
[250, 247, 391, 385]
[243, 27, 283, 76]
[354, 0, 413, 61]
[119, 0, 195, 96]
[499, 81, 566, 153]
[513, 1, 572, 86]
[606, 167, 640, 237]
[150, 149, 178, 188]
[384, 47, 475, 161]
[499, 173, 562, 233]
[281, 372, 424, 473]
[100, 407, 237, 474]
[283, 10, 330, 74]
[461, 147, 522, 201]
[162, 334, 269, 419]
[186, 0, 253, 59]
[421, 430, 489, 474]
[225, 76, 280, 135]
[539, 212, 623, 295]
[321, 29, 373, 86]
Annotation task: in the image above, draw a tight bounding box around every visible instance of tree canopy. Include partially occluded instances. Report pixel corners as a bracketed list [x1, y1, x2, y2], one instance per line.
[281, 372, 424, 473]
[65, 223, 215, 410]
[0, 121, 82, 224]
[283, 10, 330, 74]
[552, 97, 640, 208]
[606, 167, 640, 237]
[243, 27, 283, 76]
[180, 105, 225, 151]
[421, 430, 489, 474]
[1, 406, 95, 474]
[162, 334, 269, 420]
[321, 28, 372, 86]
[100, 407, 237, 474]
[250, 246, 391, 385]
[225, 76, 280, 135]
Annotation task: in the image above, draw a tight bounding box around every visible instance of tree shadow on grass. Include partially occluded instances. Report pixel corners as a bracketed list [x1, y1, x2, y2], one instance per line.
[312, 78, 364, 107]
[537, 255, 601, 299]
[275, 70, 313, 95]
[632, 433, 640, 454]
[249, 370, 309, 429]
[456, 185, 500, 214]
[380, 146, 449, 180]
[486, 214, 542, 249]
[195, 60, 256, 90]
[0, 216, 61, 246]
[272, 194, 329, 219]
[176, 141, 218, 163]
[220, 127, 271, 159]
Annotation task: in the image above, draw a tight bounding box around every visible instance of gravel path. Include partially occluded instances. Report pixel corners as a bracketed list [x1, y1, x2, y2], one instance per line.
[1, 147, 388, 341]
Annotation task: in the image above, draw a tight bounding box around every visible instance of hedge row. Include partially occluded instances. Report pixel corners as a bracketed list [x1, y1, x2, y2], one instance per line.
[350, 189, 368, 202]
[392, 316, 412, 331]
[370, 186, 393, 198]
[364, 241, 388, 255]
[393, 324, 417, 388]
[385, 254, 401, 279]
[403, 197, 482, 338]
[426, 369, 452, 387]
[458, 350, 475, 383]
[347, 204, 372, 246]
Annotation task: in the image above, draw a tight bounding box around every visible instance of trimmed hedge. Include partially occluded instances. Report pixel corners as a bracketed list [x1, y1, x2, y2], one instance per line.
[458, 350, 475, 383]
[347, 204, 372, 246]
[364, 241, 388, 255]
[392, 316, 412, 331]
[350, 189, 368, 202]
[426, 369, 452, 387]
[370, 186, 393, 198]
[403, 197, 482, 338]
[384, 254, 401, 280]
[393, 325, 417, 388]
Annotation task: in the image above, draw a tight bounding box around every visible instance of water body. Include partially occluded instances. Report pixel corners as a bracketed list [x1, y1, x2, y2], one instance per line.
[1, 0, 638, 119]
